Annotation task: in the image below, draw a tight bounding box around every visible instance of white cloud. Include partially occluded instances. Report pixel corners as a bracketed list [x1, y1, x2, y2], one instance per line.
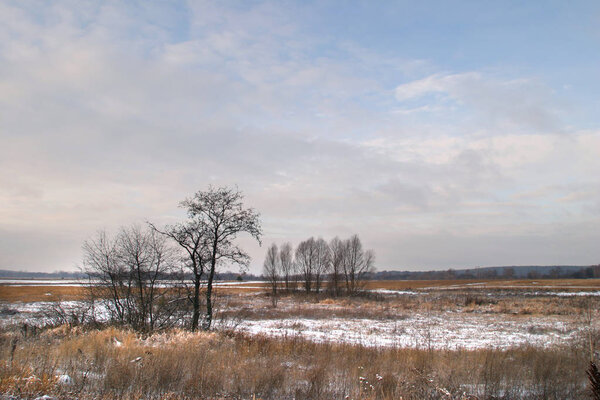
[394, 72, 475, 101]
[395, 72, 563, 133]
[0, 2, 598, 272]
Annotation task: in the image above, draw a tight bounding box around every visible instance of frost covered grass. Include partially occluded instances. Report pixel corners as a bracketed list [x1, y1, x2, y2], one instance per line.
[0, 324, 595, 399]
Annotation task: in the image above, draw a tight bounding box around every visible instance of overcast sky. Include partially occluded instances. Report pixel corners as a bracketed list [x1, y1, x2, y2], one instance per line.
[1, 1, 600, 274]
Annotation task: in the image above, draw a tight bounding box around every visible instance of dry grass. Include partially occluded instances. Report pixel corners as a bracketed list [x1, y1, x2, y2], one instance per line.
[0, 284, 270, 303]
[214, 288, 600, 321]
[3, 282, 599, 324]
[366, 279, 600, 290]
[0, 285, 87, 302]
[366, 279, 482, 290]
[2, 281, 599, 399]
[0, 324, 592, 400]
[3, 278, 599, 303]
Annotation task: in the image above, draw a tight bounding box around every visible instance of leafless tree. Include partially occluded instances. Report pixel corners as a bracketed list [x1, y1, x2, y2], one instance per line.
[82, 230, 125, 324]
[181, 186, 262, 330]
[342, 234, 375, 295]
[263, 243, 280, 306]
[295, 237, 316, 293]
[82, 225, 179, 332]
[279, 242, 294, 291]
[149, 218, 210, 332]
[329, 237, 345, 296]
[118, 225, 177, 331]
[313, 238, 331, 293]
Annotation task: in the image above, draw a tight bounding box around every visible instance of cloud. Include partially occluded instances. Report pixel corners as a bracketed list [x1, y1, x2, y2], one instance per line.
[395, 72, 563, 133]
[0, 1, 598, 272]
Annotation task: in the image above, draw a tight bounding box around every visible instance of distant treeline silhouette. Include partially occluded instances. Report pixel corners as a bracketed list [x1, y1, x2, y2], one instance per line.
[2, 265, 599, 281]
[366, 264, 600, 280]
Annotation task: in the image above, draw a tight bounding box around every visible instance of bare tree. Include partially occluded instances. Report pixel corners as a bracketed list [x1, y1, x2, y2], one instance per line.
[295, 237, 316, 293]
[149, 218, 210, 332]
[279, 242, 294, 291]
[313, 238, 330, 294]
[82, 225, 179, 332]
[263, 243, 280, 306]
[181, 186, 262, 330]
[329, 237, 345, 296]
[342, 234, 375, 295]
[82, 230, 126, 324]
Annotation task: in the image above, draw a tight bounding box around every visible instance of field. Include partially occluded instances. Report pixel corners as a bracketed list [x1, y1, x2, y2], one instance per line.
[1, 279, 599, 399]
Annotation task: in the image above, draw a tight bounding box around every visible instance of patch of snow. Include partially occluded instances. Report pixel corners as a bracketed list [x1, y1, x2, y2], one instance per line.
[370, 289, 424, 295]
[231, 312, 585, 350]
[57, 374, 73, 385]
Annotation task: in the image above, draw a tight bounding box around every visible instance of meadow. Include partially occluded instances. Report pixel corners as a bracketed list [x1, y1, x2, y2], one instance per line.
[1, 279, 599, 399]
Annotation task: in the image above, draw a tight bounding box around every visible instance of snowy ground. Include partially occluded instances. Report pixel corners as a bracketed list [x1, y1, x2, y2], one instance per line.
[0, 300, 111, 327]
[234, 312, 584, 350]
[1, 294, 593, 351]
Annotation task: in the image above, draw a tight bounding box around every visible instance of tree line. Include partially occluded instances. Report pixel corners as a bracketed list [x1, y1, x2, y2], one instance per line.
[369, 265, 600, 281]
[81, 185, 378, 333]
[263, 234, 375, 305]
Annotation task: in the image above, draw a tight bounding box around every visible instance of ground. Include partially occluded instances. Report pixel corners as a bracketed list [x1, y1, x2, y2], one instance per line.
[0, 279, 599, 399]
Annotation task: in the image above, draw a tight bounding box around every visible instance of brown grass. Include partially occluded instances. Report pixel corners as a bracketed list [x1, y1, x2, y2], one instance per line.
[214, 288, 600, 321]
[0, 324, 592, 400]
[2, 278, 599, 303]
[1, 280, 598, 399]
[366, 278, 600, 290]
[0, 285, 87, 302]
[0, 283, 271, 303]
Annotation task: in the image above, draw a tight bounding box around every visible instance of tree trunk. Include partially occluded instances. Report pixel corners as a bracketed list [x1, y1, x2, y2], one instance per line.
[203, 266, 215, 330]
[203, 240, 218, 330]
[191, 273, 201, 332]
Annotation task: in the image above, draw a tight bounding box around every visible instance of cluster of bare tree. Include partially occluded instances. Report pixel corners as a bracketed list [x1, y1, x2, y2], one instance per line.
[82, 225, 185, 332]
[82, 187, 262, 332]
[263, 234, 375, 303]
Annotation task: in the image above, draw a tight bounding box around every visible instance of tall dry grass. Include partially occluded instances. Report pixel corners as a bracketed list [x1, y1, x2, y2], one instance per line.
[0, 324, 593, 400]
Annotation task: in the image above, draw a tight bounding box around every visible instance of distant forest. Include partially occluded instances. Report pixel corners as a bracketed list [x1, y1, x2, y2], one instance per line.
[368, 264, 600, 280]
[2, 264, 599, 281]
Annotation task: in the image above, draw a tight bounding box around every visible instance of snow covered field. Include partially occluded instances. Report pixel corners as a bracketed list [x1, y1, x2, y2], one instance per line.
[2, 293, 593, 351]
[236, 312, 583, 350]
[3, 278, 598, 352]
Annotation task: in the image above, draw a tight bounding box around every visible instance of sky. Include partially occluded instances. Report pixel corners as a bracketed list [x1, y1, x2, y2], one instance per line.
[1, 0, 600, 274]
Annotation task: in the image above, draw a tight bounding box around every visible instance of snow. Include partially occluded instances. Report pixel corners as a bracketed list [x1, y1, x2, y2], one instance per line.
[0, 300, 112, 327]
[232, 312, 584, 350]
[2, 287, 597, 351]
[57, 374, 73, 385]
[540, 291, 600, 297]
[370, 289, 424, 295]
